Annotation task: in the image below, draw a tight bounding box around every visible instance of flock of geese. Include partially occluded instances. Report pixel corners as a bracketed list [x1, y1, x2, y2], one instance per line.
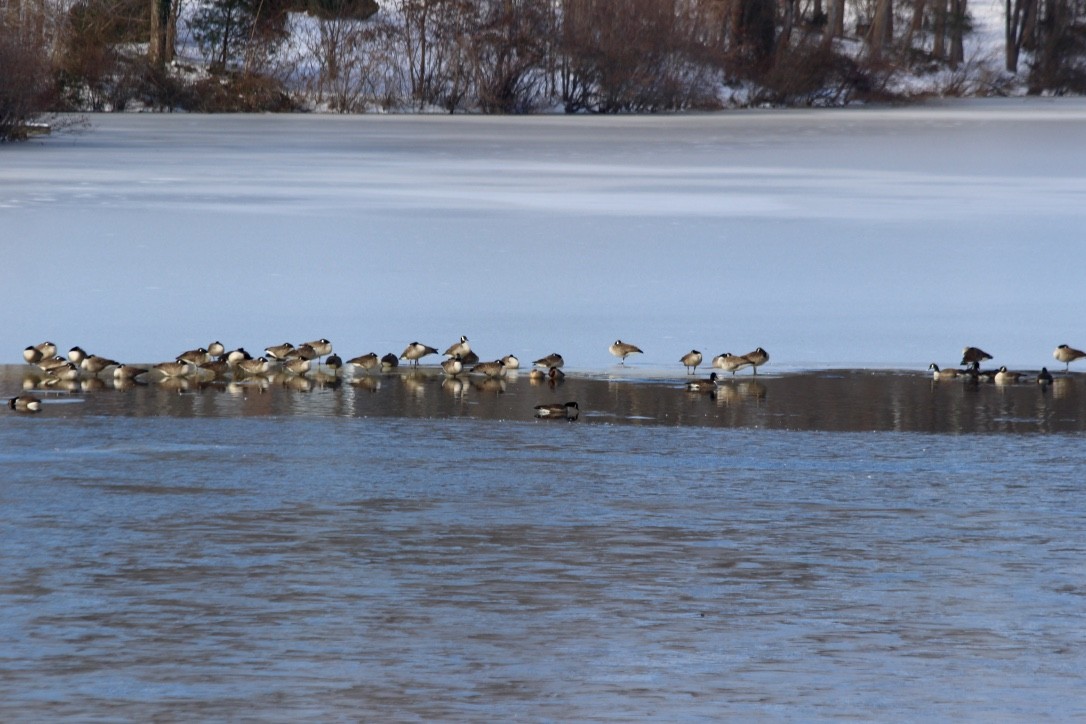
[8, 338, 1084, 419]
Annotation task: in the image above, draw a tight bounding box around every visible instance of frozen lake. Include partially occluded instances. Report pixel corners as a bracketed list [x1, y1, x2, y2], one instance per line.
[4, 102, 1086, 719]
[3, 99, 1086, 372]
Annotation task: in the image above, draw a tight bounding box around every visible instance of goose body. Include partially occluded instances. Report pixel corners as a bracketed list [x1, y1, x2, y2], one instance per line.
[687, 372, 719, 392]
[1053, 344, 1086, 371]
[226, 348, 252, 364]
[680, 350, 703, 374]
[67, 346, 88, 364]
[37, 356, 69, 373]
[470, 360, 506, 378]
[207, 341, 226, 358]
[741, 347, 769, 373]
[961, 346, 993, 366]
[400, 342, 438, 366]
[713, 352, 751, 375]
[48, 362, 81, 381]
[236, 357, 272, 376]
[264, 342, 294, 361]
[609, 340, 643, 364]
[9, 395, 42, 412]
[154, 360, 194, 378]
[534, 401, 579, 420]
[533, 353, 564, 369]
[441, 354, 464, 377]
[501, 354, 520, 369]
[23, 346, 43, 365]
[114, 364, 149, 381]
[283, 358, 312, 376]
[380, 353, 399, 371]
[928, 363, 960, 380]
[1038, 367, 1054, 386]
[348, 353, 379, 372]
[444, 336, 471, 357]
[994, 366, 1024, 385]
[81, 355, 119, 375]
[325, 354, 342, 373]
[35, 342, 57, 359]
[303, 339, 333, 358]
[176, 347, 210, 367]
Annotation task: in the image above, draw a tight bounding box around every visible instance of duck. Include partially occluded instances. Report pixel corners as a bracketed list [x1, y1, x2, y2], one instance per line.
[348, 353, 379, 373]
[501, 354, 520, 370]
[533, 352, 564, 369]
[609, 340, 643, 364]
[1053, 344, 1086, 371]
[741, 347, 769, 374]
[444, 335, 471, 357]
[8, 395, 42, 413]
[961, 346, 993, 366]
[470, 359, 506, 378]
[994, 365, 1025, 385]
[712, 352, 751, 375]
[687, 372, 720, 392]
[928, 363, 961, 380]
[400, 342, 438, 366]
[680, 350, 703, 374]
[441, 354, 464, 377]
[534, 401, 579, 420]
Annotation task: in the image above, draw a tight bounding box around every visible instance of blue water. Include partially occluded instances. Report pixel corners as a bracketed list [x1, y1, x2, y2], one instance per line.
[2, 410, 1085, 719]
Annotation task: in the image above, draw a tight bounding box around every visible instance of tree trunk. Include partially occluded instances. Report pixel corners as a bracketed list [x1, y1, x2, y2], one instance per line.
[932, 0, 947, 58]
[149, 0, 171, 67]
[949, 0, 965, 65]
[867, 0, 893, 56]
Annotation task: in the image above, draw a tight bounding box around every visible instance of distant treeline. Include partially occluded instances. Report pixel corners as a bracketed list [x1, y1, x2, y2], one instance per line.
[2, 0, 1085, 132]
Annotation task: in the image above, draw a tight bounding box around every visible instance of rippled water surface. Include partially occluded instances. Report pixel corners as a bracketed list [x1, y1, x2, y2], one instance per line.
[3, 367, 1086, 719]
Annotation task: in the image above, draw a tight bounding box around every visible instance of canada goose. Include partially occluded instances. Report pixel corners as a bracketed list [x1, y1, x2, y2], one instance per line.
[994, 366, 1025, 385]
[22, 346, 43, 365]
[154, 360, 194, 378]
[286, 344, 318, 361]
[501, 354, 520, 369]
[964, 361, 997, 383]
[461, 350, 480, 365]
[961, 346, 993, 366]
[444, 335, 471, 357]
[533, 353, 564, 369]
[236, 357, 272, 376]
[81, 354, 119, 375]
[441, 354, 464, 377]
[1038, 367, 1054, 386]
[1053, 344, 1086, 371]
[529, 369, 547, 382]
[548, 366, 565, 380]
[48, 362, 81, 381]
[400, 342, 438, 366]
[8, 395, 42, 413]
[713, 352, 751, 375]
[741, 347, 769, 374]
[380, 353, 399, 371]
[283, 358, 312, 376]
[176, 347, 210, 366]
[226, 348, 252, 364]
[680, 350, 703, 374]
[325, 354, 343, 374]
[928, 363, 961, 380]
[470, 360, 506, 378]
[67, 346, 88, 364]
[114, 364, 149, 381]
[534, 401, 579, 420]
[609, 340, 643, 364]
[264, 342, 294, 361]
[687, 372, 720, 392]
[34, 341, 57, 358]
[304, 339, 333, 359]
[207, 341, 226, 358]
[348, 353, 379, 373]
[37, 356, 69, 373]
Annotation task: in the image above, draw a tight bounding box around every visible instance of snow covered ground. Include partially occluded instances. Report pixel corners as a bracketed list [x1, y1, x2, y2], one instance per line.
[3, 98, 1085, 374]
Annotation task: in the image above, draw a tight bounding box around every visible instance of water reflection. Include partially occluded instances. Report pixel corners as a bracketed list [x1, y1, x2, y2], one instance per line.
[4, 366, 1085, 433]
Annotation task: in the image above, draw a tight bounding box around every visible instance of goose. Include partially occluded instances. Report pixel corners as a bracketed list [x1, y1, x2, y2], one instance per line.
[687, 372, 720, 392]
[928, 363, 961, 380]
[713, 352, 751, 375]
[325, 354, 343, 374]
[37, 356, 69, 373]
[994, 366, 1025, 385]
[80, 354, 119, 375]
[533, 353, 564, 369]
[154, 360, 194, 378]
[460, 350, 480, 365]
[534, 401, 579, 420]
[48, 362, 81, 381]
[741, 347, 770, 374]
[264, 342, 294, 361]
[22, 346, 43, 365]
[501, 354, 520, 369]
[8, 395, 42, 413]
[34, 341, 57, 358]
[283, 358, 312, 376]
[303, 338, 333, 360]
[67, 346, 88, 364]
[609, 340, 643, 364]
[548, 366, 565, 381]
[444, 335, 471, 357]
[441, 354, 464, 377]
[964, 361, 997, 383]
[114, 364, 149, 381]
[207, 341, 226, 358]
[236, 357, 272, 376]
[348, 353, 379, 373]
[961, 346, 993, 366]
[286, 344, 318, 361]
[1053, 344, 1086, 371]
[470, 360, 506, 378]
[176, 347, 210, 366]
[528, 368, 547, 382]
[400, 342, 438, 366]
[680, 350, 703, 374]
[1038, 367, 1054, 386]
[380, 353, 400, 371]
[226, 348, 252, 364]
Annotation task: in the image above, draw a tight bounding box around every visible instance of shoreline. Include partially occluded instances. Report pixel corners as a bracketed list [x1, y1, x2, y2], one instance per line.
[4, 364, 1083, 435]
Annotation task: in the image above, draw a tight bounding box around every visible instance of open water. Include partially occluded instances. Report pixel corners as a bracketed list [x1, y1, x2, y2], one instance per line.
[3, 365, 1086, 720]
